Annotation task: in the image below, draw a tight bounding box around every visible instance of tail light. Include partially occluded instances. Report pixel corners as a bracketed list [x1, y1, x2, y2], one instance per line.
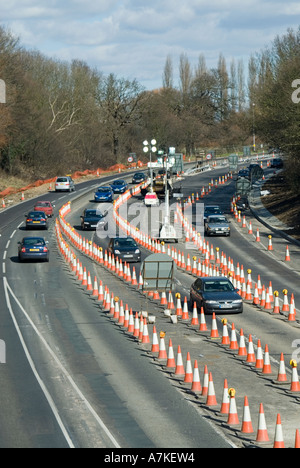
[21, 247, 26, 253]
[43, 247, 48, 253]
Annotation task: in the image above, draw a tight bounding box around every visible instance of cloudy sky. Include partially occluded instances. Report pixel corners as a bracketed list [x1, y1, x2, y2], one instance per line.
[1, 0, 300, 89]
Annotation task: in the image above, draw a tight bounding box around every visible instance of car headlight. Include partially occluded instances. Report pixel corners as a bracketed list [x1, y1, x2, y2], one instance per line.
[114, 249, 120, 254]
[205, 300, 218, 304]
[135, 249, 140, 254]
[232, 299, 243, 304]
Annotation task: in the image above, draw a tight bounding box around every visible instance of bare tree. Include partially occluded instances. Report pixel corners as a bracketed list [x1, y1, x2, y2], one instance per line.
[162, 54, 173, 89]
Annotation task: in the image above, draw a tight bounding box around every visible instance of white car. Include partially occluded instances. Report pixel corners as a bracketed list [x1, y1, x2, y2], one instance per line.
[55, 176, 75, 192]
[144, 192, 159, 207]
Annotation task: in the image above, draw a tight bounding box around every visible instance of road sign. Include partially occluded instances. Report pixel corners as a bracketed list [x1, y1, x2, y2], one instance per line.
[141, 253, 176, 292]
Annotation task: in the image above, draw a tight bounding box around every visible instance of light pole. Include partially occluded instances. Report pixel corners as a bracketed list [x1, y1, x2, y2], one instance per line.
[252, 103, 256, 152]
[143, 139, 157, 188]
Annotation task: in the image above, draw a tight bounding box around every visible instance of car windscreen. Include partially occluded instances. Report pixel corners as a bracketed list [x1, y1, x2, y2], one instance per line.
[28, 212, 45, 218]
[114, 238, 136, 248]
[85, 210, 103, 218]
[97, 187, 111, 192]
[56, 178, 68, 182]
[208, 217, 227, 223]
[203, 281, 234, 292]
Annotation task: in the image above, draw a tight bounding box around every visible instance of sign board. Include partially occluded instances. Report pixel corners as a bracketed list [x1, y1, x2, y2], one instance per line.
[141, 253, 176, 292]
[0, 79, 6, 104]
[228, 154, 239, 172]
[236, 177, 251, 195]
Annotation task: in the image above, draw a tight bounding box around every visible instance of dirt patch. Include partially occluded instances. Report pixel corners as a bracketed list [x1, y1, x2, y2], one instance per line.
[261, 172, 300, 240]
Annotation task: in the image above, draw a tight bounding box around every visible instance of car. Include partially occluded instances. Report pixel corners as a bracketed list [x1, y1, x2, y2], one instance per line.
[235, 196, 249, 211]
[205, 214, 230, 236]
[55, 176, 75, 192]
[110, 179, 128, 194]
[204, 205, 222, 222]
[108, 236, 141, 262]
[237, 169, 250, 178]
[270, 158, 283, 168]
[94, 186, 114, 202]
[34, 201, 55, 217]
[132, 172, 146, 184]
[18, 237, 49, 262]
[190, 277, 243, 314]
[80, 209, 108, 231]
[25, 211, 48, 230]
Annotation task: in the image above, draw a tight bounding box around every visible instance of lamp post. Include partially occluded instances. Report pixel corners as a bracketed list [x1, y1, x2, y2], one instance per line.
[143, 139, 157, 188]
[252, 103, 256, 152]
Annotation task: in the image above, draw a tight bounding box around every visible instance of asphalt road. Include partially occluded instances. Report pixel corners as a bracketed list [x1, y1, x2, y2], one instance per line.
[1, 162, 300, 449]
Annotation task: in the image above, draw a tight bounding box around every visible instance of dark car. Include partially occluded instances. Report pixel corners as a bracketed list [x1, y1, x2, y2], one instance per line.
[190, 277, 243, 314]
[80, 209, 108, 231]
[94, 186, 114, 202]
[204, 205, 222, 222]
[235, 196, 249, 211]
[34, 201, 55, 217]
[270, 158, 283, 168]
[132, 172, 146, 184]
[110, 179, 128, 194]
[18, 237, 49, 262]
[205, 214, 230, 236]
[25, 211, 48, 230]
[108, 236, 141, 262]
[237, 169, 250, 178]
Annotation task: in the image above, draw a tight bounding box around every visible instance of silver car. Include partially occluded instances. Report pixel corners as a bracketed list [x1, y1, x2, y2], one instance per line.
[55, 176, 75, 192]
[205, 214, 230, 236]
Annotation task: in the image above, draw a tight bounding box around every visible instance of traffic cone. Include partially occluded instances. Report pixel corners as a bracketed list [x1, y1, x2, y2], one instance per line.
[264, 288, 272, 310]
[210, 313, 219, 339]
[174, 345, 185, 376]
[166, 339, 176, 368]
[290, 360, 300, 392]
[238, 329, 247, 356]
[202, 365, 209, 397]
[127, 309, 134, 333]
[252, 283, 260, 305]
[190, 302, 199, 326]
[157, 332, 167, 360]
[241, 396, 254, 434]
[221, 318, 230, 345]
[246, 334, 256, 364]
[160, 291, 167, 306]
[273, 291, 280, 313]
[285, 245, 291, 261]
[261, 344, 272, 374]
[118, 300, 124, 325]
[141, 318, 150, 344]
[206, 372, 218, 407]
[267, 235, 273, 251]
[97, 281, 104, 302]
[175, 294, 182, 317]
[256, 403, 269, 443]
[199, 307, 208, 332]
[227, 388, 239, 426]
[182, 296, 189, 320]
[191, 360, 202, 393]
[281, 289, 289, 312]
[229, 323, 239, 350]
[288, 295, 296, 322]
[275, 353, 287, 383]
[151, 326, 159, 353]
[220, 379, 230, 415]
[184, 352, 193, 383]
[133, 312, 140, 337]
[92, 276, 98, 296]
[260, 285, 266, 307]
[256, 228, 260, 242]
[255, 339, 264, 370]
[248, 221, 253, 234]
[273, 414, 285, 448]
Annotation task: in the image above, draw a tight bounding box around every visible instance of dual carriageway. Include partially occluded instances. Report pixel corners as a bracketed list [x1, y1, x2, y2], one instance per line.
[0, 159, 300, 449]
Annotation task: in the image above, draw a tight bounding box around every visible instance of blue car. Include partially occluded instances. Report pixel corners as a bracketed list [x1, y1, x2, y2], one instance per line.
[25, 211, 48, 230]
[110, 179, 128, 194]
[18, 237, 49, 262]
[94, 186, 114, 202]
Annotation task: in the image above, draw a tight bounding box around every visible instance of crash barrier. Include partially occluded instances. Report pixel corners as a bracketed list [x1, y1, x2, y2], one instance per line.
[56, 171, 300, 448]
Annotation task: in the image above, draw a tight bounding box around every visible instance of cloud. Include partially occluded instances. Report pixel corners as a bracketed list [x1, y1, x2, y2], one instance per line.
[1, 0, 300, 89]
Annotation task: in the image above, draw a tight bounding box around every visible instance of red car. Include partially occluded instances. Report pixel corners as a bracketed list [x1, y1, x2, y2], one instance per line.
[34, 201, 55, 217]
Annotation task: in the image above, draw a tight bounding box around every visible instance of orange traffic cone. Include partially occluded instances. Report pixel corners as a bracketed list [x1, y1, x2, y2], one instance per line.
[166, 339, 176, 368]
[295, 429, 300, 448]
[151, 326, 159, 353]
[256, 403, 269, 443]
[191, 360, 202, 393]
[273, 414, 285, 448]
[202, 365, 209, 397]
[255, 339, 264, 370]
[241, 396, 254, 434]
[229, 323, 239, 350]
[290, 360, 300, 392]
[238, 329, 247, 356]
[220, 379, 230, 415]
[227, 388, 239, 426]
[157, 332, 167, 360]
[261, 344, 272, 374]
[190, 302, 199, 326]
[221, 318, 230, 345]
[246, 334, 256, 364]
[206, 372, 218, 407]
[210, 313, 219, 339]
[174, 345, 185, 376]
[199, 307, 207, 332]
[285, 245, 291, 261]
[184, 352, 193, 383]
[275, 353, 287, 384]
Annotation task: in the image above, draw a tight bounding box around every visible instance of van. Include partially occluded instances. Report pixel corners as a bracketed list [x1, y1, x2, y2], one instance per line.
[55, 176, 75, 192]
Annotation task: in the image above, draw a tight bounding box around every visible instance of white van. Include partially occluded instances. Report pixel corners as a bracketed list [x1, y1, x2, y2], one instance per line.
[55, 176, 75, 192]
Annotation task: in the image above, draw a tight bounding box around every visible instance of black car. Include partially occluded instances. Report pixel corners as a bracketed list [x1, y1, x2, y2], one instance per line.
[108, 236, 141, 262]
[270, 158, 283, 168]
[25, 211, 48, 230]
[237, 169, 250, 178]
[80, 209, 108, 230]
[132, 172, 146, 184]
[190, 277, 243, 314]
[18, 237, 49, 262]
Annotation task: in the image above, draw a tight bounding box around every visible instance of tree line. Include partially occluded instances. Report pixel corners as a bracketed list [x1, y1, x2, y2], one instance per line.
[0, 25, 299, 191]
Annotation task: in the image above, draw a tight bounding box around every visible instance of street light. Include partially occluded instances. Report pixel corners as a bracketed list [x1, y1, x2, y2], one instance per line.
[143, 139, 157, 187]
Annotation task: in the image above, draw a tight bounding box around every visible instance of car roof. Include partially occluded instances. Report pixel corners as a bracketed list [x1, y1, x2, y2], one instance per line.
[28, 211, 46, 215]
[201, 276, 231, 282]
[22, 236, 45, 242]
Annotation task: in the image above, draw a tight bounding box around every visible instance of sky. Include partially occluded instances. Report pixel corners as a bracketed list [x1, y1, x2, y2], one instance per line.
[1, 0, 300, 90]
